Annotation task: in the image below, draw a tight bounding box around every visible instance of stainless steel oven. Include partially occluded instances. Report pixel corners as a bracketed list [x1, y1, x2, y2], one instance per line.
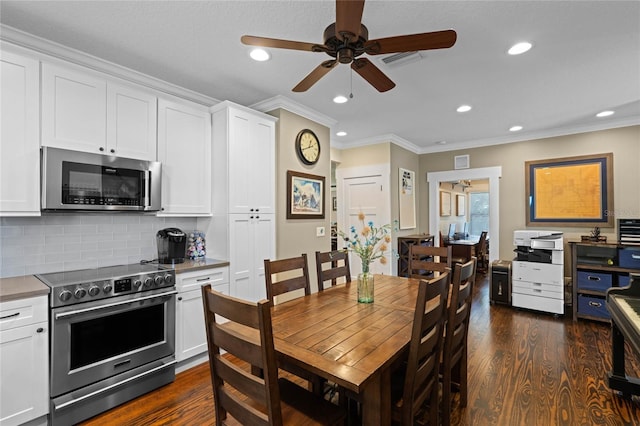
[37, 264, 177, 426]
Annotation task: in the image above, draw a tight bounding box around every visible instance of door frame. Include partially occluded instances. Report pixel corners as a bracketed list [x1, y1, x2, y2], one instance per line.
[427, 166, 501, 263]
[336, 164, 392, 275]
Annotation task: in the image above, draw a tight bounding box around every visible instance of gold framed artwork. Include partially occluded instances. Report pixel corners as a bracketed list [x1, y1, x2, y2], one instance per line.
[456, 194, 465, 216]
[287, 170, 325, 219]
[399, 168, 416, 229]
[525, 153, 614, 227]
[440, 191, 451, 216]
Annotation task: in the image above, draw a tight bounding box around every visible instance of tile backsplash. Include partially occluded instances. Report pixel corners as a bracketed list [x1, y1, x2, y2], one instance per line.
[0, 214, 197, 278]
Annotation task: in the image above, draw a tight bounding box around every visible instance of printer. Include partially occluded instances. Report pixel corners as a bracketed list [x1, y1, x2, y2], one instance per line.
[513, 230, 563, 264]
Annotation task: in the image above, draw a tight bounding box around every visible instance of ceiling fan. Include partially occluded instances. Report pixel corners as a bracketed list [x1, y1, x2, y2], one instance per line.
[241, 0, 457, 93]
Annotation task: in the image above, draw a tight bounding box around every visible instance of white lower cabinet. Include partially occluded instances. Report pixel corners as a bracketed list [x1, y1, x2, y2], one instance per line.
[175, 267, 229, 362]
[0, 296, 48, 426]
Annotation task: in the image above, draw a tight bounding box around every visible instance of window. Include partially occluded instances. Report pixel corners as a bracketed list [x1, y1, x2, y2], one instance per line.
[469, 192, 489, 236]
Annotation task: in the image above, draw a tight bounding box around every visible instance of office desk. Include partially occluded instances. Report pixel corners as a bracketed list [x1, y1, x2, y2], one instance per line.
[270, 275, 419, 426]
[445, 238, 480, 262]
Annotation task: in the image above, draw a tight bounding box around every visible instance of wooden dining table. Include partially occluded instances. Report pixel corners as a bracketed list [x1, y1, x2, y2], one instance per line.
[269, 274, 421, 426]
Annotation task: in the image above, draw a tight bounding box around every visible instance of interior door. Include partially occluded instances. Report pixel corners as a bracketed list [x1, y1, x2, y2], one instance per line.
[341, 173, 391, 275]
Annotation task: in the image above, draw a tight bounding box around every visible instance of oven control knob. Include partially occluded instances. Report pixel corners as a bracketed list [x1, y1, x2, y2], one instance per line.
[74, 287, 87, 299]
[154, 275, 164, 286]
[103, 283, 113, 293]
[133, 279, 142, 289]
[59, 289, 72, 302]
[164, 274, 174, 285]
[143, 277, 153, 289]
[88, 286, 100, 296]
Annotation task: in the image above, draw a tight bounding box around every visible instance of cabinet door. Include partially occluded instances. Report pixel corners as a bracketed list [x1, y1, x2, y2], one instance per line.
[157, 98, 211, 216]
[252, 214, 275, 301]
[0, 51, 40, 216]
[227, 109, 275, 214]
[42, 63, 107, 153]
[106, 83, 157, 160]
[0, 323, 48, 426]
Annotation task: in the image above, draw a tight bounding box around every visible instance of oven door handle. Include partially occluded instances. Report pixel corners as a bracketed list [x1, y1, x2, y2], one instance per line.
[54, 290, 178, 319]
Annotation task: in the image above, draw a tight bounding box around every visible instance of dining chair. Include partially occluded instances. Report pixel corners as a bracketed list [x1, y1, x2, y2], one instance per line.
[264, 254, 312, 303]
[441, 257, 477, 425]
[264, 254, 324, 394]
[408, 244, 451, 278]
[315, 250, 351, 291]
[475, 231, 489, 273]
[391, 271, 450, 425]
[201, 284, 346, 425]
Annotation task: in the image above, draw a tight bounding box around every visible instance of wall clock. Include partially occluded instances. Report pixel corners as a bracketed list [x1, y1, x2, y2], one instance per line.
[295, 129, 320, 165]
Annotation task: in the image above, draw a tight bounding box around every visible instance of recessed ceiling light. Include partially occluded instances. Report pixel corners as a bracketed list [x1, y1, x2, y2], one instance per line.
[508, 42, 533, 55]
[336, 131, 347, 136]
[596, 110, 615, 118]
[509, 125, 523, 132]
[456, 105, 472, 113]
[436, 141, 447, 145]
[249, 48, 270, 61]
[333, 95, 348, 104]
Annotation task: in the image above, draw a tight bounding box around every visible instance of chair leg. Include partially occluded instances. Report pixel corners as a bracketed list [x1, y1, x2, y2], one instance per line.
[441, 369, 452, 426]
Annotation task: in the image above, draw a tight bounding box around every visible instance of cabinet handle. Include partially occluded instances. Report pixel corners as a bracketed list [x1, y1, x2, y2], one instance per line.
[250, 208, 254, 212]
[178, 297, 182, 301]
[588, 301, 602, 308]
[632, 254, 640, 260]
[196, 277, 211, 282]
[0, 312, 20, 320]
[256, 215, 260, 219]
[587, 276, 601, 281]
[110, 149, 115, 154]
[250, 216, 254, 219]
[99, 147, 104, 152]
[36, 327, 45, 333]
[255, 209, 259, 212]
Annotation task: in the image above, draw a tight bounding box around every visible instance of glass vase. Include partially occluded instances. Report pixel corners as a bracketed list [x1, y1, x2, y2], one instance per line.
[357, 263, 374, 303]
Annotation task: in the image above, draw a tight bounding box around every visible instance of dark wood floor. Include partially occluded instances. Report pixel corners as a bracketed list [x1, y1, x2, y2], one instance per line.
[81, 273, 640, 425]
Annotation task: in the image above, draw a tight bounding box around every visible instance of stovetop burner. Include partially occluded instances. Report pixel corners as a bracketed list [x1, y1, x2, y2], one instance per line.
[36, 263, 176, 308]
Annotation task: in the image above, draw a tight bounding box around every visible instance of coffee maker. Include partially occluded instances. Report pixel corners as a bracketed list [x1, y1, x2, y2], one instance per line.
[156, 228, 187, 264]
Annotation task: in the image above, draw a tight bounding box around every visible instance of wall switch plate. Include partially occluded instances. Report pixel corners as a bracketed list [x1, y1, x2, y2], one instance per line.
[316, 226, 325, 237]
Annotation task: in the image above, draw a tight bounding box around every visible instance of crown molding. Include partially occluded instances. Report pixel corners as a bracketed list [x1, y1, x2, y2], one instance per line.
[331, 133, 422, 153]
[0, 24, 219, 106]
[250, 95, 337, 129]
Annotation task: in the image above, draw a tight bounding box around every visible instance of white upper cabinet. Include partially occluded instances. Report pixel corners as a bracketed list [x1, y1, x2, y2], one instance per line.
[0, 49, 40, 216]
[157, 98, 212, 216]
[212, 102, 276, 215]
[42, 63, 157, 161]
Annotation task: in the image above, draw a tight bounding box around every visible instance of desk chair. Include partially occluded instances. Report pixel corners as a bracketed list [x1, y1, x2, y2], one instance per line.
[441, 257, 477, 425]
[201, 285, 346, 425]
[408, 245, 451, 278]
[391, 272, 450, 425]
[475, 231, 489, 273]
[315, 250, 351, 291]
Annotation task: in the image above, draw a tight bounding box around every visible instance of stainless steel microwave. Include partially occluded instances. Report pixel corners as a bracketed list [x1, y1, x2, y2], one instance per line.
[41, 147, 161, 212]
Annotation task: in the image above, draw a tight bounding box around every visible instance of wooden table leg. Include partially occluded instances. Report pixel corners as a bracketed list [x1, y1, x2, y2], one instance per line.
[362, 368, 391, 425]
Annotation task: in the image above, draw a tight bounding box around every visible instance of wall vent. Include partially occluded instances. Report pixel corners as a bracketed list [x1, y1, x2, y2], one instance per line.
[454, 155, 470, 170]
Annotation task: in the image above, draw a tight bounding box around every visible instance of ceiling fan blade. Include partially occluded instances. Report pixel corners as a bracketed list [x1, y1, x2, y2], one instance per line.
[364, 29, 457, 55]
[241, 35, 320, 52]
[292, 60, 338, 92]
[335, 0, 365, 41]
[351, 58, 395, 92]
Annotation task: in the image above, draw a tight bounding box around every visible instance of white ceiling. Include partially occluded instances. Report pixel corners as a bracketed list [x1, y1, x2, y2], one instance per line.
[1, 0, 639, 153]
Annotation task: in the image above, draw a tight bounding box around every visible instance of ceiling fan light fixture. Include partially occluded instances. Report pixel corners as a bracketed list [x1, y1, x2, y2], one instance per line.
[509, 125, 523, 132]
[333, 95, 348, 104]
[508, 42, 533, 55]
[596, 110, 615, 118]
[456, 105, 472, 113]
[336, 131, 347, 136]
[249, 48, 270, 61]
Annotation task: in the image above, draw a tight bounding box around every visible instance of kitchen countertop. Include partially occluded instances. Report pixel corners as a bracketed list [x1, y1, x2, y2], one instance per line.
[171, 258, 229, 274]
[0, 275, 50, 303]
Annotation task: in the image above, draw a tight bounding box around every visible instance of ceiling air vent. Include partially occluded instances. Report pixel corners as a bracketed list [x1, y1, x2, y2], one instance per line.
[381, 51, 424, 67]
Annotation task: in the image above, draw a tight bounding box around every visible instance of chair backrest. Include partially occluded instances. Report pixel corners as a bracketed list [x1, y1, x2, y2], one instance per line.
[444, 257, 477, 371]
[315, 250, 351, 291]
[477, 231, 488, 255]
[201, 284, 282, 425]
[408, 244, 452, 278]
[399, 271, 450, 425]
[264, 254, 311, 303]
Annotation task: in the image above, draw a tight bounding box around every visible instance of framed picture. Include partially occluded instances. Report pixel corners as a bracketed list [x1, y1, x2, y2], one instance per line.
[440, 191, 451, 216]
[525, 153, 614, 227]
[399, 168, 416, 229]
[456, 194, 465, 216]
[287, 170, 325, 219]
